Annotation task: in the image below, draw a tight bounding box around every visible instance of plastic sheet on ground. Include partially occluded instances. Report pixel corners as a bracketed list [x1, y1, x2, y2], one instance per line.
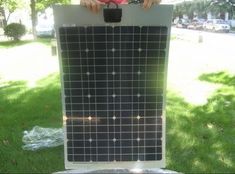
[22, 126, 64, 151]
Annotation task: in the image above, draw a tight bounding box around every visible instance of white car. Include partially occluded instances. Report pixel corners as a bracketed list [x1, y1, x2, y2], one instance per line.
[203, 19, 230, 33]
[36, 23, 55, 37]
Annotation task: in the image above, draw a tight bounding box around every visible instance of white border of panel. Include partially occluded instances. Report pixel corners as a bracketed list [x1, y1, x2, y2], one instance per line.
[54, 4, 173, 170]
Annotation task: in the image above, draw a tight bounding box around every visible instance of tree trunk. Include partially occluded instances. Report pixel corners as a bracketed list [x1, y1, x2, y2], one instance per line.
[6, 12, 12, 23]
[30, 0, 37, 40]
[0, 7, 7, 27]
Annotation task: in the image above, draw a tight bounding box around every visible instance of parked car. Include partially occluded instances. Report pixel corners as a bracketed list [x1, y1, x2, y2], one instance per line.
[36, 23, 55, 37]
[187, 19, 205, 30]
[203, 19, 230, 33]
[176, 19, 190, 28]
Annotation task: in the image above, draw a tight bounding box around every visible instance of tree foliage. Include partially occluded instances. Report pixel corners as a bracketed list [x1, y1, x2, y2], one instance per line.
[0, 0, 25, 26]
[173, 0, 235, 20]
[208, 0, 235, 19]
[208, 0, 231, 15]
[0, 0, 24, 13]
[174, 0, 209, 19]
[35, 0, 70, 12]
[30, 0, 70, 39]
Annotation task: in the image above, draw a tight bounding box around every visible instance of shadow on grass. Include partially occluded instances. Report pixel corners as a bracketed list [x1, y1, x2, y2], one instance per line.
[166, 72, 235, 172]
[0, 73, 64, 173]
[0, 38, 52, 48]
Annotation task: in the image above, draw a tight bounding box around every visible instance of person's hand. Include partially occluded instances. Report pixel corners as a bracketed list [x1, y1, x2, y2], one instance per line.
[143, 0, 161, 9]
[80, 0, 105, 13]
[80, 0, 161, 13]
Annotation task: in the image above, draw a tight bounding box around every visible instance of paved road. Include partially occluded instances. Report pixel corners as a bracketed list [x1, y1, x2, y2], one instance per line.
[0, 42, 59, 86]
[168, 27, 235, 105]
[171, 27, 235, 45]
[172, 26, 235, 37]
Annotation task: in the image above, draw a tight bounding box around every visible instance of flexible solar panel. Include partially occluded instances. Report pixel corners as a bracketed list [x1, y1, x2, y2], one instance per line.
[54, 5, 172, 170]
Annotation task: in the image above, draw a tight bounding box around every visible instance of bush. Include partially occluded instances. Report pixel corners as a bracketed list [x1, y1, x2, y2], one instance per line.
[4, 23, 26, 41]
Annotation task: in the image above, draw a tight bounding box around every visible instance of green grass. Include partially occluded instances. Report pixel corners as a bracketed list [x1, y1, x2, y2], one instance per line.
[0, 74, 64, 173]
[0, 40, 33, 48]
[0, 38, 52, 49]
[1, 71, 234, 173]
[167, 72, 235, 172]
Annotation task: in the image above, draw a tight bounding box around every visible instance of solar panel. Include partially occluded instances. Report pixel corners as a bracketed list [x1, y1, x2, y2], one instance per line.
[54, 5, 172, 170]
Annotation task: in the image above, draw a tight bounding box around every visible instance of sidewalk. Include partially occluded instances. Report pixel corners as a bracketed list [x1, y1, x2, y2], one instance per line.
[168, 28, 235, 105]
[0, 34, 34, 42]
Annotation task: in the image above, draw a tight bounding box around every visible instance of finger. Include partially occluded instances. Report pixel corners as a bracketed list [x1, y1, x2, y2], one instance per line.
[155, 0, 161, 4]
[86, 1, 93, 11]
[143, 0, 147, 8]
[81, 0, 103, 13]
[143, 0, 149, 9]
[143, 0, 153, 9]
[146, 0, 153, 9]
[91, 0, 103, 13]
[93, 0, 102, 13]
[143, 0, 161, 9]
[91, 1, 98, 13]
[96, 3, 101, 13]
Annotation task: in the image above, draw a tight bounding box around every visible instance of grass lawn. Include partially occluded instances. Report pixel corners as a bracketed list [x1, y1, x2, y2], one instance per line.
[167, 72, 235, 172]
[0, 39, 234, 173]
[0, 40, 33, 48]
[0, 74, 64, 173]
[0, 38, 52, 49]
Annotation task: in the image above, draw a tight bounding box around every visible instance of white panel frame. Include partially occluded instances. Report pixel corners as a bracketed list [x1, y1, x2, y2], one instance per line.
[53, 4, 173, 170]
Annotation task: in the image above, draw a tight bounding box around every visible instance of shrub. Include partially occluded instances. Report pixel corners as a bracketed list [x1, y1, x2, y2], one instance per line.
[4, 23, 26, 41]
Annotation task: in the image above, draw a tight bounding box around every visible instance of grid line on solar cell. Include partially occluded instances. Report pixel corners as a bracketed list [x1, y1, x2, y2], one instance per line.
[60, 26, 167, 162]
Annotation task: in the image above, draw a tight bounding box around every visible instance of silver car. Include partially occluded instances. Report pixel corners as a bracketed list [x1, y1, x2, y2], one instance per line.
[203, 19, 230, 33]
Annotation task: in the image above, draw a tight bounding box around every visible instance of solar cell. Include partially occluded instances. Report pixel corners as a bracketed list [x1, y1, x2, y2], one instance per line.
[54, 5, 172, 170]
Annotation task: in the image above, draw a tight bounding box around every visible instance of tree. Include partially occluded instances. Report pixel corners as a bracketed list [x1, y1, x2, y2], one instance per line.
[183, 1, 195, 19]
[173, 0, 235, 20]
[173, 0, 209, 20]
[173, 4, 183, 19]
[195, 0, 210, 19]
[30, 0, 70, 39]
[31, 0, 37, 40]
[208, 0, 231, 19]
[208, 0, 235, 19]
[227, 0, 235, 19]
[0, 0, 24, 26]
